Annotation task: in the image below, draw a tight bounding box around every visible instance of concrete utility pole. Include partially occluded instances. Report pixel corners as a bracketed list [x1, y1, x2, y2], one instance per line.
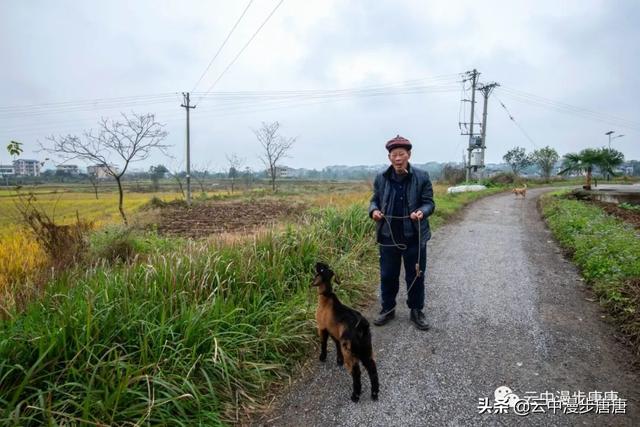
[478, 82, 499, 179]
[181, 92, 196, 205]
[461, 69, 480, 182]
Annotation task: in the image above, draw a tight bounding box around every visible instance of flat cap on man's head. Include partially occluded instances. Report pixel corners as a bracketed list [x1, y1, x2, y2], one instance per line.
[385, 135, 412, 152]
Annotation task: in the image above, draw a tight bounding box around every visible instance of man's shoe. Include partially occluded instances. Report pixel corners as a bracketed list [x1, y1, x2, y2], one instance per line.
[410, 309, 430, 330]
[373, 309, 395, 326]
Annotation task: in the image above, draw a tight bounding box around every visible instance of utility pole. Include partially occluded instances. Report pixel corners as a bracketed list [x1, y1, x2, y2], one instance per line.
[181, 92, 196, 205]
[478, 82, 499, 180]
[460, 69, 479, 182]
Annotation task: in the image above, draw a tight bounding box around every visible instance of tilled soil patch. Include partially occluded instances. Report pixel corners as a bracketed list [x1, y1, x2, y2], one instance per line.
[154, 200, 304, 238]
[591, 200, 640, 229]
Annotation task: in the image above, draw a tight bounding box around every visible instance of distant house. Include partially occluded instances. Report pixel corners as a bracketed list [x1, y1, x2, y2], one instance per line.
[276, 166, 292, 178]
[87, 164, 118, 179]
[13, 159, 41, 177]
[0, 165, 15, 176]
[56, 164, 80, 176]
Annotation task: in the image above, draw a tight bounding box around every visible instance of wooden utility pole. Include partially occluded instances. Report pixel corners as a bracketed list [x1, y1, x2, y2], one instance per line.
[181, 92, 196, 205]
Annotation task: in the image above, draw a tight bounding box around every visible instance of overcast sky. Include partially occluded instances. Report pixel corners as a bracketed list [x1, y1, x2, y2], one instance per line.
[1, 0, 639, 172]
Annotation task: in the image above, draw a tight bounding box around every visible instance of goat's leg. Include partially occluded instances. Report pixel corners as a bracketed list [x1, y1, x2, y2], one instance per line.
[319, 329, 329, 362]
[331, 336, 344, 366]
[350, 362, 362, 402]
[362, 358, 379, 400]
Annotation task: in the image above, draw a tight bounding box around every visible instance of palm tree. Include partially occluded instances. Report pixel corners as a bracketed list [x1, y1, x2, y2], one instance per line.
[599, 147, 625, 181]
[558, 148, 624, 190]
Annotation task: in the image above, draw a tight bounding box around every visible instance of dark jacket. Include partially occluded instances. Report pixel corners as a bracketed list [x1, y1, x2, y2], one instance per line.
[368, 164, 435, 244]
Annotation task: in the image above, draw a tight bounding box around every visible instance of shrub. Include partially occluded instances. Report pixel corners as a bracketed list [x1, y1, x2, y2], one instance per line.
[483, 172, 516, 186]
[13, 194, 92, 269]
[441, 164, 466, 185]
[88, 225, 137, 263]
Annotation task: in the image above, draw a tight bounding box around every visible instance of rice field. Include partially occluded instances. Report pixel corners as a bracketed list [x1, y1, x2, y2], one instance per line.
[0, 188, 186, 232]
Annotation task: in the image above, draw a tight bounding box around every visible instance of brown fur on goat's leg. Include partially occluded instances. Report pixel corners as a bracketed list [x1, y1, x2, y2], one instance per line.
[362, 358, 379, 400]
[319, 329, 329, 362]
[342, 345, 361, 402]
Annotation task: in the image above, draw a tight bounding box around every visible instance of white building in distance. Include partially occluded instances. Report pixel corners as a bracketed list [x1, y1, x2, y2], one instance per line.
[56, 164, 80, 175]
[0, 165, 15, 176]
[87, 164, 118, 179]
[13, 159, 41, 176]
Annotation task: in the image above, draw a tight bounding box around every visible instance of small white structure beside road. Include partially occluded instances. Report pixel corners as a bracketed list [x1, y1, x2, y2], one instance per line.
[447, 184, 487, 194]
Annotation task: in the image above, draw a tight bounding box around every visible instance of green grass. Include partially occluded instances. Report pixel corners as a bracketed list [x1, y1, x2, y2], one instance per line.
[430, 187, 506, 229]
[0, 204, 377, 425]
[620, 203, 640, 212]
[0, 183, 503, 425]
[540, 192, 640, 356]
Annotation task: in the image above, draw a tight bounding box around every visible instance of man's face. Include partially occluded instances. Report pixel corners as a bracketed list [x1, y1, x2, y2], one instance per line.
[388, 148, 411, 173]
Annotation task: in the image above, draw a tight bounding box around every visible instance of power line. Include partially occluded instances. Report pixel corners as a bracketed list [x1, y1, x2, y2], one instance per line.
[0, 93, 178, 114]
[497, 86, 640, 131]
[494, 94, 538, 150]
[195, 0, 285, 105]
[190, 0, 255, 93]
[0, 74, 459, 122]
[2, 87, 460, 138]
[0, 79, 459, 133]
[0, 96, 180, 120]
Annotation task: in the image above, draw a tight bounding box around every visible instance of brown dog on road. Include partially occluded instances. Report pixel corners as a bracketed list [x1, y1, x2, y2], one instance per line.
[512, 183, 527, 198]
[313, 262, 379, 402]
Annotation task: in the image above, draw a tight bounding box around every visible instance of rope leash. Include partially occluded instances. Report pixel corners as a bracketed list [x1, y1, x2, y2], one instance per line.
[376, 212, 423, 317]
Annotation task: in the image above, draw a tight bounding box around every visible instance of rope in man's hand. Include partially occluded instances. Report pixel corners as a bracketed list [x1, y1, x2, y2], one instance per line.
[372, 211, 424, 317]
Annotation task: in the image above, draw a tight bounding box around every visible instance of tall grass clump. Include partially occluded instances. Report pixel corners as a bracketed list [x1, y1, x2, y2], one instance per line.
[541, 193, 640, 357]
[0, 204, 376, 425]
[87, 225, 182, 264]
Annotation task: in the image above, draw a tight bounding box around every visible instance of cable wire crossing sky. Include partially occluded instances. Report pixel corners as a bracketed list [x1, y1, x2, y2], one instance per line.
[1, 0, 638, 171]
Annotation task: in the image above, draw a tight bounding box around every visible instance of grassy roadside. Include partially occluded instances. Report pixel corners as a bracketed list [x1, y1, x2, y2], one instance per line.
[430, 186, 506, 229]
[540, 192, 640, 357]
[0, 186, 502, 425]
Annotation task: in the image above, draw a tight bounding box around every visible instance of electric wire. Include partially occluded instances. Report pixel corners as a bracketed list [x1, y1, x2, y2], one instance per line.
[497, 86, 640, 131]
[190, 0, 254, 93]
[494, 94, 539, 150]
[195, 0, 285, 105]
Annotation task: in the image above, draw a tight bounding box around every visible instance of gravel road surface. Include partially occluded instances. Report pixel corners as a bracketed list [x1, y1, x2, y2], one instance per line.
[257, 188, 640, 426]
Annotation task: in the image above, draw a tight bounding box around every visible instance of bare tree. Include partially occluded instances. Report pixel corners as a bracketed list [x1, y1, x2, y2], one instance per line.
[45, 112, 169, 224]
[254, 121, 295, 192]
[192, 161, 212, 194]
[225, 153, 245, 193]
[243, 166, 253, 190]
[86, 172, 100, 200]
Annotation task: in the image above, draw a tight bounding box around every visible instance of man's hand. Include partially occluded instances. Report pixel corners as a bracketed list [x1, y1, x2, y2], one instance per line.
[410, 210, 424, 221]
[372, 210, 384, 221]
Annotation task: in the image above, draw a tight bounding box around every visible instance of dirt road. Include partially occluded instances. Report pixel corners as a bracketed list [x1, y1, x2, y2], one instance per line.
[258, 188, 640, 426]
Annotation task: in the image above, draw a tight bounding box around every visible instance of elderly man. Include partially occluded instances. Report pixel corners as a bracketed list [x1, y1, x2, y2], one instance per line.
[369, 135, 435, 330]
